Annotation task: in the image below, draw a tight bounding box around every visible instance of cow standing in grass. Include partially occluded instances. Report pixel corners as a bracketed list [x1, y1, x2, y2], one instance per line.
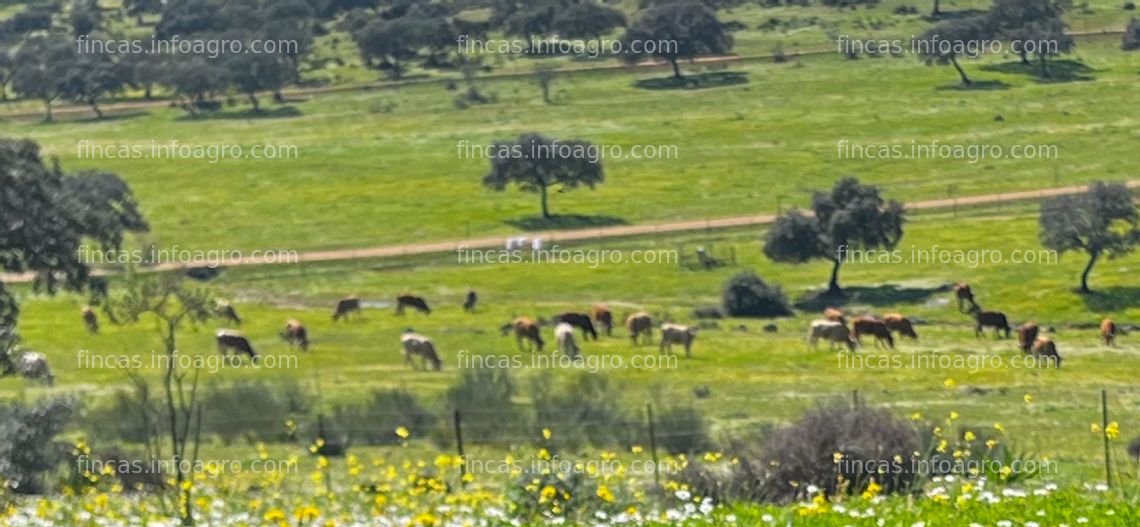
[216, 330, 257, 361]
[1, 351, 54, 385]
[396, 294, 431, 315]
[593, 305, 614, 336]
[626, 312, 653, 346]
[501, 317, 544, 352]
[1031, 337, 1062, 367]
[954, 283, 977, 312]
[555, 312, 598, 341]
[555, 323, 580, 358]
[971, 307, 1011, 338]
[808, 320, 856, 352]
[332, 296, 361, 322]
[281, 319, 310, 351]
[823, 307, 846, 325]
[660, 323, 698, 357]
[883, 313, 918, 341]
[463, 290, 478, 312]
[1101, 319, 1119, 347]
[852, 316, 894, 349]
[1017, 322, 1039, 354]
[216, 301, 242, 325]
[82, 306, 99, 334]
[401, 332, 442, 371]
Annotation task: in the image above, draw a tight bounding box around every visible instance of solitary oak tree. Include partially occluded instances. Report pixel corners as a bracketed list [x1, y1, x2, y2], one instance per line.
[482, 133, 604, 219]
[1039, 182, 1139, 293]
[620, 2, 733, 79]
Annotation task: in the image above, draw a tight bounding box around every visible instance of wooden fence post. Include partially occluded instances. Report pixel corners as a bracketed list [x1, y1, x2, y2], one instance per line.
[1102, 390, 1113, 488]
[647, 404, 661, 490]
[454, 410, 467, 487]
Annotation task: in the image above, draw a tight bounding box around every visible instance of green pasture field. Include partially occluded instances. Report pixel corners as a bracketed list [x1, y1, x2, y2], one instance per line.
[1, 35, 1137, 254]
[3, 205, 1139, 484]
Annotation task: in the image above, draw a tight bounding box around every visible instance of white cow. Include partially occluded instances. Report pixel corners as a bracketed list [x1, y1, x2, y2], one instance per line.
[401, 332, 442, 371]
[807, 320, 856, 352]
[17, 352, 54, 385]
[660, 323, 698, 357]
[555, 322, 580, 358]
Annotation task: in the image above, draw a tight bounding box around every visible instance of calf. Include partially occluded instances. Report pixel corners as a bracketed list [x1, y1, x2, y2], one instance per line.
[852, 316, 894, 349]
[974, 310, 1011, 339]
[954, 283, 977, 312]
[216, 329, 257, 361]
[281, 319, 310, 351]
[1017, 322, 1039, 354]
[883, 313, 918, 340]
[807, 320, 856, 352]
[1031, 337, 1062, 368]
[660, 323, 698, 357]
[593, 305, 614, 336]
[82, 306, 99, 334]
[554, 323, 580, 358]
[216, 301, 242, 326]
[555, 312, 597, 340]
[626, 312, 653, 346]
[332, 296, 361, 322]
[401, 332, 442, 371]
[463, 290, 478, 313]
[501, 317, 544, 352]
[396, 294, 431, 315]
[1101, 318, 1118, 347]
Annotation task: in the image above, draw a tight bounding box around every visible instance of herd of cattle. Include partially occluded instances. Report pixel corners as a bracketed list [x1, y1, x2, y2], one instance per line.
[1, 281, 1130, 386]
[807, 283, 1127, 368]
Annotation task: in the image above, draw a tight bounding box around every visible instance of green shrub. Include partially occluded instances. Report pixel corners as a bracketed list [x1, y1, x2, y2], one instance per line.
[0, 396, 78, 494]
[722, 271, 793, 318]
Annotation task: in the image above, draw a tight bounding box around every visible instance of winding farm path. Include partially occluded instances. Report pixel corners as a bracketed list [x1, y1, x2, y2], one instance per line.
[3, 180, 1137, 283]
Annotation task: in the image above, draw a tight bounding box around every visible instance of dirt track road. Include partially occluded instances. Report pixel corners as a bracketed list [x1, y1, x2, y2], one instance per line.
[3, 181, 1136, 284]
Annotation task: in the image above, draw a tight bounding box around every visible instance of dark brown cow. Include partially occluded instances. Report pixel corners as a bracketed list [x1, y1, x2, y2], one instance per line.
[332, 296, 361, 321]
[954, 283, 977, 312]
[396, 294, 431, 315]
[1030, 337, 1062, 367]
[216, 329, 257, 360]
[463, 290, 478, 313]
[281, 319, 310, 351]
[82, 306, 99, 334]
[974, 310, 1011, 339]
[555, 312, 597, 340]
[852, 316, 894, 349]
[216, 301, 242, 325]
[883, 313, 918, 340]
[593, 305, 614, 336]
[626, 312, 653, 345]
[501, 317, 544, 352]
[823, 308, 846, 325]
[1101, 319, 1118, 347]
[1017, 322, 1039, 354]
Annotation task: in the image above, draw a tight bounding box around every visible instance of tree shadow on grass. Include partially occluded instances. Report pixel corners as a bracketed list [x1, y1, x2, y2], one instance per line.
[72, 111, 151, 124]
[633, 71, 748, 91]
[503, 214, 629, 231]
[935, 79, 1012, 91]
[980, 60, 1096, 83]
[1079, 286, 1140, 313]
[922, 8, 988, 22]
[795, 283, 951, 311]
[174, 106, 302, 121]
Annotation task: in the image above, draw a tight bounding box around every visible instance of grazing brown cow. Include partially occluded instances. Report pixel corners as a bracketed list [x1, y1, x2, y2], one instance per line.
[554, 312, 598, 340]
[463, 290, 478, 313]
[332, 296, 361, 321]
[216, 329, 257, 361]
[396, 294, 431, 315]
[401, 332, 442, 371]
[954, 283, 977, 312]
[660, 323, 698, 357]
[593, 305, 614, 336]
[1030, 337, 1062, 367]
[823, 308, 846, 325]
[281, 319, 310, 351]
[626, 312, 653, 346]
[973, 310, 1011, 339]
[82, 306, 99, 334]
[1017, 322, 1039, 354]
[883, 313, 918, 340]
[500, 317, 544, 352]
[852, 316, 894, 349]
[1101, 319, 1118, 347]
[216, 301, 242, 325]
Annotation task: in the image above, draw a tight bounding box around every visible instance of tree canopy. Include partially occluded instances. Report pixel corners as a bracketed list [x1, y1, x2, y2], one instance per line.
[620, 2, 733, 78]
[481, 133, 605, 219]
[1039, 182, 1139, 292]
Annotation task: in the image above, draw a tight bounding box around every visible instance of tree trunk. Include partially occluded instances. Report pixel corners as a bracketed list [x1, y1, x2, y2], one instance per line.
[540, 185, 550, 218]
[1019, 50, 1029, 65]
[931, 0, 940, 15]
[144, 83, 153, 100]
[828, 258, 843, 294]
[1038, 54, 1048, 78]
[248, 93, 260, 112]
[43, 99, 53, 122]
[951, 56, 971, 85]
[670, 58, 682, 79]
[90, 100, 103, 120]
[1080, 250, 1100, 293]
